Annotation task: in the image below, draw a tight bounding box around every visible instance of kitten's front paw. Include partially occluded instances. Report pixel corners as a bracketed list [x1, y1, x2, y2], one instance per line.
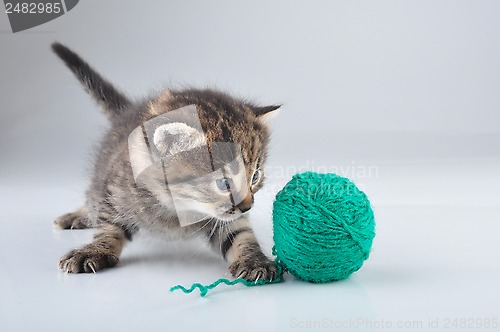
[229, 255, 278, 282]
[58, 247, 118, 273]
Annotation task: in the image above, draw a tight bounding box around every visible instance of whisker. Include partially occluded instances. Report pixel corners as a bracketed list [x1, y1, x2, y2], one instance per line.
[183, 217, 213, 239]
[218, 222, 223, 254]
[207, 219, 219, 241]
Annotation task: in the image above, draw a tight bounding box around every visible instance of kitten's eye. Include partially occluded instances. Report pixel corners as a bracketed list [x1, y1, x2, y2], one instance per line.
[216, 177, 230, 191]
[251, 169, 261, 185]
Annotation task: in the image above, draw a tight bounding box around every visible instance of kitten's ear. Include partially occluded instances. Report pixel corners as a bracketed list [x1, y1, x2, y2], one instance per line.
[153, 122, 206, 156]
[253, 105, 281, 123]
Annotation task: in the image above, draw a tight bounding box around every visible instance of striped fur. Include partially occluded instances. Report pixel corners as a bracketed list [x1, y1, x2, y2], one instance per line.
[53, 43, 280, 281]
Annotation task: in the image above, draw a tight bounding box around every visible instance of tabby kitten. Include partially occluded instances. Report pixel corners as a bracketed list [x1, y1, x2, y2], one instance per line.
[52, 43, 280, 281]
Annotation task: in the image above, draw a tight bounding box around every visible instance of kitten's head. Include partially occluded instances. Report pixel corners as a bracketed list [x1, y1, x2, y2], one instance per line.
[130, 89, 280, 224]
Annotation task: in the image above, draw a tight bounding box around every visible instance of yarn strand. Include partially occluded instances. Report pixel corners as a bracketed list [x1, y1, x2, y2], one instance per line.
[170, 258, 284, 297]
[170, 276, 281, 297]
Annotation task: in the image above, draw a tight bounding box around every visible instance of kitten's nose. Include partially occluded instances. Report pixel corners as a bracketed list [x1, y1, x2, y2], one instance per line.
[236, 193, 253, 213]
[239, 205, 251, 213]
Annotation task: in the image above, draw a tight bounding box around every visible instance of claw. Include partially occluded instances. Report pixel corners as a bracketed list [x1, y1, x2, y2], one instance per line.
[88, 262, 97, 274]
[60, 261, 68, 273]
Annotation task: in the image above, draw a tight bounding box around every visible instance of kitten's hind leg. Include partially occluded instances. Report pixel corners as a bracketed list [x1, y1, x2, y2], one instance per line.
[53, 206, 90, 229]
[59, 223, 129, 273]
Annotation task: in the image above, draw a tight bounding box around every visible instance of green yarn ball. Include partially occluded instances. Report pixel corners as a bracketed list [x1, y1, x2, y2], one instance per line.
[273, 172, 375, 283]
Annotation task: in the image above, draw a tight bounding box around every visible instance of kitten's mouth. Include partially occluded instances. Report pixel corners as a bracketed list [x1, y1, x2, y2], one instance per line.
[217, 210, 242, 222]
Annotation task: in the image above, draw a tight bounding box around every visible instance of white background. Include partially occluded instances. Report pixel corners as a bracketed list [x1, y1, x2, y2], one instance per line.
[1, 1, 499, 331]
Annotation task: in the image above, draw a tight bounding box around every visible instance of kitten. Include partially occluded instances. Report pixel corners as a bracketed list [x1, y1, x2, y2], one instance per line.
[52, 43, 280, 281]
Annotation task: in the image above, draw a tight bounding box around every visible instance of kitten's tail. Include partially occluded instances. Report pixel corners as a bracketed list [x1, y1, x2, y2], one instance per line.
[51, 42, 131, 120]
